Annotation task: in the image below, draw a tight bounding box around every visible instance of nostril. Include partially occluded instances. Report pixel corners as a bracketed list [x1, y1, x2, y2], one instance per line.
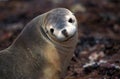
[50, 28, 54, 34]
[62, 29, 68, 37]
[68, 18, 74, 23]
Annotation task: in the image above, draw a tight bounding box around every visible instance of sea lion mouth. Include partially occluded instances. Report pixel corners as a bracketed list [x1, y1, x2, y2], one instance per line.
[62, 31, 76, 42]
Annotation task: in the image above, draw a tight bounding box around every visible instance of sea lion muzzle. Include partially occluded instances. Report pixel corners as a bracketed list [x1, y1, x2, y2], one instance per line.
[61, 29, 68, 37]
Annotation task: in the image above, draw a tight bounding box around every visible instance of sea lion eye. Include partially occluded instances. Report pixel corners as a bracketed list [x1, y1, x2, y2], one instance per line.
[50, 28, 54, 34]
[68, 18, 74, 23]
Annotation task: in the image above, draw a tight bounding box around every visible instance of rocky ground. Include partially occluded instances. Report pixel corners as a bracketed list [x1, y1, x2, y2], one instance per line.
[0, 0, 120, 79]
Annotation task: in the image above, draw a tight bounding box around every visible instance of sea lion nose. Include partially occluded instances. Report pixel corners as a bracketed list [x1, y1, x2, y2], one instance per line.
[62, 29, 68, 37]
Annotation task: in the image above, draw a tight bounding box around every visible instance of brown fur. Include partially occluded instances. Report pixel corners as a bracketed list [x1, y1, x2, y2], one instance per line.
[0, 8, 78, 79]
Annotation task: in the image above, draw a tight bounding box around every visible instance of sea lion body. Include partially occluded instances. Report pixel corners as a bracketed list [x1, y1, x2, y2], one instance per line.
[0, 8, 78, 79]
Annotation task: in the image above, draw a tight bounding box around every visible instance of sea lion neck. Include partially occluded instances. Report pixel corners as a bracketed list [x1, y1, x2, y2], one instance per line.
[10, 15, 47, 53]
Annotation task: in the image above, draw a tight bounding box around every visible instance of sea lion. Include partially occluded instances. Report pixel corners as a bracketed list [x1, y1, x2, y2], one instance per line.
[0, 8, 78, 79]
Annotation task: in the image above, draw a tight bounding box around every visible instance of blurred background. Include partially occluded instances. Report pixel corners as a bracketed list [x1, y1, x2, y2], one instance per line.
[0, 0, 120, 79]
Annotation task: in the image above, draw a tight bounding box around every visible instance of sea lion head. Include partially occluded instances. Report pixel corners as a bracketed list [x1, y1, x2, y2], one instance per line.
[42, 8, 77, 42]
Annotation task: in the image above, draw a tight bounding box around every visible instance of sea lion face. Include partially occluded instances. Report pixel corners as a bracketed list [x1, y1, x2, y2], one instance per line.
[43, 8, 77, 42]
